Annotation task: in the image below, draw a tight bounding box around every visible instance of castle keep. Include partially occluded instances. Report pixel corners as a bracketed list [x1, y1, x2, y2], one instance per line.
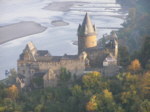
[16, 13, 118, 88]
[78, 13, 97, 54]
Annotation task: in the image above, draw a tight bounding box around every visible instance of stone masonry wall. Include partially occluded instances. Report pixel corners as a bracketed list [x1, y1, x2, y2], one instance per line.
[78, 35, 97, 54]
[18, 57, 85, 86]
[87, 49, 108, 67]
[38, 58, 85, 80]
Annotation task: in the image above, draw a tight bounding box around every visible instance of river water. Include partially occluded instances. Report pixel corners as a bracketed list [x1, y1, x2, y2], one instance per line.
[0, 0, 127, 80]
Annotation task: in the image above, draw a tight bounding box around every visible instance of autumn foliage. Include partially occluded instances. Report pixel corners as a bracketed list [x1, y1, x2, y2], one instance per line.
[127, 59, 141, 73]
[6, 85, 18, 100]
[82, 71, 101, 89]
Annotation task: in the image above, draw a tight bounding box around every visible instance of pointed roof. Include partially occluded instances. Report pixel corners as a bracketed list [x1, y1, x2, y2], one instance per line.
[78, 12, 97, 36]
[25, 41, 37, 52]
[113, 33, 118, 39]
[23, 41, 37, 61]
[104, 53, 116, 62]
[113, 39, 118, 45]
[111, 31, 118, 40]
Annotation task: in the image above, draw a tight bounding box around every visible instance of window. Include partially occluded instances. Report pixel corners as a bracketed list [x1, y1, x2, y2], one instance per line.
[92, 41, 94, 44]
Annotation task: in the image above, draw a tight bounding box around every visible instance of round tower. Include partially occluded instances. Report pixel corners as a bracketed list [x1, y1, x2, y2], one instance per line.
[77, 12, 97, 54]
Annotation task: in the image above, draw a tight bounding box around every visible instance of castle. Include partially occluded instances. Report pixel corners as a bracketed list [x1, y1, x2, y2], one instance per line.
[16, 13, 118, 88]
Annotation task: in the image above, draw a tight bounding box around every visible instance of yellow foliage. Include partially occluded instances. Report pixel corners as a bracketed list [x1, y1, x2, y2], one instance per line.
[86, 95, 98, 112]
[90, 95, 97, 108]
[103, 89, 113, 101]
[127, 59, 141, 73]
[121, 92, 131, 104]
[82, 71, 101, 89]
[6, 85, 18, 100]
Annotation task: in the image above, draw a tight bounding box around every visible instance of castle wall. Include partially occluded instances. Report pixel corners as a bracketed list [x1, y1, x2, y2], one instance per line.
[17, 57, 85, 87]
[38, 59, 85, 80]
[17, 61, 37, 86]
[108, 48, 118, 62]
[87, 49, 108, 67]
[43, 72, 57, 88]
[78, 36, 85, 54]
[103, 61, 117, 77]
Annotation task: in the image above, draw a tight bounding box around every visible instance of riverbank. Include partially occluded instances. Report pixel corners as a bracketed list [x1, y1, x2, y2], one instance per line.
[51, 20, 69, 26]
[44, 1, 89, 12]
[0, 21, 47, 45]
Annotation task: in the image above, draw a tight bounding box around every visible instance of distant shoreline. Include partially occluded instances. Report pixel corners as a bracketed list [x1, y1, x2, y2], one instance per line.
[0, 21, 47, 45]
[51, 20, 69, 26]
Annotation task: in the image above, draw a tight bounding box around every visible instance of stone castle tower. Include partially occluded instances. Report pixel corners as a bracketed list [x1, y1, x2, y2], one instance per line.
[77, 12, 97, 54]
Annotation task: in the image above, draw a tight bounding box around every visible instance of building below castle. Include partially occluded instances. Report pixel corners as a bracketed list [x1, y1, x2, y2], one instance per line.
[16, 13, 119, 89]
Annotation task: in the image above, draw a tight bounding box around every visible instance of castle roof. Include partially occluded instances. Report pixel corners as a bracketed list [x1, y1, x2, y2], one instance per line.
[84, 46, 105, 52]
[78, 12, 97, 36]
[17, 75, 25, 83]
[24, 41, 37, 61]
[61, 54, 78, 60]
[17, 75, 25, 79]
[104, 53, 116, 62]
[113, 33, 118, 39]
[113, 39, 118, 45]
[37, 50, 51, 56]
[19, 42, 81, 62]
[35, 56, 62, 62]
[25, 41, 37, 53]
[33, 72, 46, 77]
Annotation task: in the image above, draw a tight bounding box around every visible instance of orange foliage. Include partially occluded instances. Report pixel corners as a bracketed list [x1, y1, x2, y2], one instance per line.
[127, 59, 141, 73]
[6, 85, 18, 100]
[86, 101, 94, 112]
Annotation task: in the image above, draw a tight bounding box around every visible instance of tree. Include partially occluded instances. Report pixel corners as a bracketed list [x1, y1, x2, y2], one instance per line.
[140, 99, 150, 112]
[103, 89, 113, 102]
[127, 59, 141, 73]
[140, 36, 150, 68]
[69, 85, 83, 105]
[3, 98, 14, 111]
[8, 68, 18, 84]
[69, 85, 82, 97]
[60, 68, 71, 82]
[82, 71, 102, 90]
[118, 46, 130, 66]
[6, 85, 18, 100]
[128, 8, 135, 22]
[73, 73, 77, 81]
[35, 104, 43, 112]
[86, 101, 95, 112]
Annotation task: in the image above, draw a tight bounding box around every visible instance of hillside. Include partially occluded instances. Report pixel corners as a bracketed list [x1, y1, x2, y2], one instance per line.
[117, 0, 150, 53]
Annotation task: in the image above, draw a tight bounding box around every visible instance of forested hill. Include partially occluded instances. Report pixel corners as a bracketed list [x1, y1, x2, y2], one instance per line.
[116, 0, 150, 53]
